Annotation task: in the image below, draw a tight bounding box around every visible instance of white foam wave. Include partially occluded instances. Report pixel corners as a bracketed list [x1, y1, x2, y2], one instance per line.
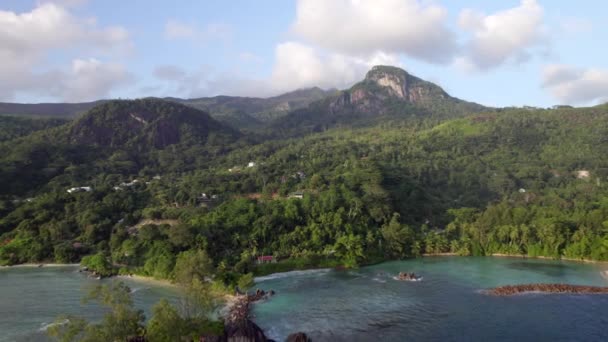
[372, 277, 387, 283]
[255, 268, 331, 282]
[39, 319, 69, 331]
[392, 276, 423, 282]
[130, 287, 149, 294]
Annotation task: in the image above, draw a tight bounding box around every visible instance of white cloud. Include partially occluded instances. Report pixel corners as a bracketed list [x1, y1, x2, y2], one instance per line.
[458, 0, 548, 70]
[163, 19, 232, 43]
[164, 20, 196, 40]
[154, 65, 187, 81]
[152, 41, 402, 98]
[270, 41, 400, 92]
[292, 0, 456, 64]
[542, 64, 608, 105]
[52, 58, 133, 101]
[0, 3, 132, 101]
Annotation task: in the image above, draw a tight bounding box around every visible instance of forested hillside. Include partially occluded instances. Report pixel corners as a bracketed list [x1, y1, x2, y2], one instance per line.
[2, 67, 608, 289]
[0, 116, 69, 142]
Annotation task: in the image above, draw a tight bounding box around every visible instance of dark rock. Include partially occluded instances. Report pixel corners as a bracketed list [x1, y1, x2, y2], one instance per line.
[488, 283, 608, 296]
[285, 332, 311, 342]
[225, 319, 268, 342]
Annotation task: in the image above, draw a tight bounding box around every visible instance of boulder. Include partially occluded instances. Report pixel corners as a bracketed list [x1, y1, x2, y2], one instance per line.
[285, 332, 311, 342]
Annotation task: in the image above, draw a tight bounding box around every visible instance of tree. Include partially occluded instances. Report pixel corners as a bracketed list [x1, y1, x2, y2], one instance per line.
[333, 234, 365, 268]
[146, 299, 187, 342]
[173, 249, 214, 285]
[381, 213, 414, 258]
[47, 282, 145, 342]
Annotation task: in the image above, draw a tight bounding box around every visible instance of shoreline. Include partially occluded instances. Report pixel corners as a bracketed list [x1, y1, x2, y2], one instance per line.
[115, 274, 179, 288]
[421, 253, 608, 265]
[487, 283, 608, 296]
[487, 253, 608, 265]
[0, 263, 79, 269]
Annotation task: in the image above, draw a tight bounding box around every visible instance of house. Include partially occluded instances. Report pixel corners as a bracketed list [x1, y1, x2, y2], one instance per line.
[256, 255, 276, 264]
[67, 186, 92, 194]
[289, 191, 304, 199]
[575, 170, 590, 179]
[247, 161, 256, 168]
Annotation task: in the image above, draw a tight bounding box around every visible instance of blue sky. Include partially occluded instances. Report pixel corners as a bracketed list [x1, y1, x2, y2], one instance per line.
[1, 0, 607, 107]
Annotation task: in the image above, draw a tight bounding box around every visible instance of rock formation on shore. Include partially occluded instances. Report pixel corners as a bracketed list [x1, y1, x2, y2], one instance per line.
[286, 332, 311, 342]
[487, 283, 608, 296]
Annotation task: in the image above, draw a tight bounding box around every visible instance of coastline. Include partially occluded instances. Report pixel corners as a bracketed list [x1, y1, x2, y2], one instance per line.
[0, 263, 79, 269]
[421, 252, 608, 265]
[487, 253, 608, 265]
[115, 274, 179, 288]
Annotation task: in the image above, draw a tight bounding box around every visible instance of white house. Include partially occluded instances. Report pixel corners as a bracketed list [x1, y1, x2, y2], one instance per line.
[67, 186, 92, 194]
[247, 161, 256, 168]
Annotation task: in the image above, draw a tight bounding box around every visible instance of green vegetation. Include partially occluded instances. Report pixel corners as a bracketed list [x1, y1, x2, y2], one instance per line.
[3, 68, 608, 295]
[47, 281, 223, 342]
[0, 116, 68, 142]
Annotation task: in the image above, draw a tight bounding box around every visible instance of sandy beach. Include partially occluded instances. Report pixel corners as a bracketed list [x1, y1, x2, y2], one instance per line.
[115, 274, 179, 288]
[0, 263, 79, 269]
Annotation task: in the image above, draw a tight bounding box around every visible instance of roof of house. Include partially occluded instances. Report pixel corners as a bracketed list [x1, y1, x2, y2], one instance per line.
[257, 255, 274, 261]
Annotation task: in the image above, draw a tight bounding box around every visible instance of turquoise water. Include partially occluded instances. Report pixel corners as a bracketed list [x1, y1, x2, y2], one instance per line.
[2, 258, 608, 342]
[0, 266, 180, 342]
[252, 257, 608, 341]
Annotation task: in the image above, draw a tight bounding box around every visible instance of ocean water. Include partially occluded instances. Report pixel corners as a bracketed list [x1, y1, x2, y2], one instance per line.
[2, 258, 608, 342]
[0, 266, 180, 342]
[252, 257, 608, 341]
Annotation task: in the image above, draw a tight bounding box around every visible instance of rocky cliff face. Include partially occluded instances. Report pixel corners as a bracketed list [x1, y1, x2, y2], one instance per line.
[273, 65, 489, 134]
[69, 99, 240, 149]
[328, 65, 455, 115]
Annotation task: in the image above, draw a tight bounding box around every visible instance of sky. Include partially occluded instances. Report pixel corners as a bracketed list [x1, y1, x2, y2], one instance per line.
[1, 0, 607, 107]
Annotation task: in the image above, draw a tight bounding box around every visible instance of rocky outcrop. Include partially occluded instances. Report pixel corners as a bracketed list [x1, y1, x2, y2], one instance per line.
[248, 289, 276, 302]
[286, 332, 311, 342]
[487, 283, 608, 296]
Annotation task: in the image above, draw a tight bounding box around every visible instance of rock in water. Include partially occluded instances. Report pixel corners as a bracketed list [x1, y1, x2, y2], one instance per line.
[286, 332, 311, 342]
[225, 319, 268, 342]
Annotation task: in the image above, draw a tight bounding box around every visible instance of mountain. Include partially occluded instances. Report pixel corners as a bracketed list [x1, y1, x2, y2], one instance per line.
[273, 65, 488, 133]
[0, 100, 106, 118]
[172, 87, 335, 127]
[0, 99, 241, 195]
[68, 98, 240, 149]
[0, 116, 69, 142]
[0, 87, 335, 130]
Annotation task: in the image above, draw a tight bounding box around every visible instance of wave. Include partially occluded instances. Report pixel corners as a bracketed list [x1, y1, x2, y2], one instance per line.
[255, 268, 331, 282]
[130, 287, 150, 294]
[392, 276, 423, 282]
[371, 277, 387, 283]
[39, 319, 69, 332]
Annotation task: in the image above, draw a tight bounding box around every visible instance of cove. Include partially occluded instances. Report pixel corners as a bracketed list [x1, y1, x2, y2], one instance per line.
[0, 266, 180, 342]
[252, 257, 608, 341]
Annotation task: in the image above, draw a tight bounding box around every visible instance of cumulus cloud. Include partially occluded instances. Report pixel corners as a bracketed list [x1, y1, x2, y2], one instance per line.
[292, 0, 456, 64]
[163, 19, 232, 43]
[154, 65, 187, 81]
[153, 42, 401, 98]
[542, 64, 608, 105]
[0, 3, 132, 101]
[270, 41, 400, 92]
[51, 59, 133, 101]
[458, 0, 548, 70]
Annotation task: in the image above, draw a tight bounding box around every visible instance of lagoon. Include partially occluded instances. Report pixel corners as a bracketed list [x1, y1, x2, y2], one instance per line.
[253, 257, 608, 341]
[2, 257, 608, 341]
[0, 266, 180, 342]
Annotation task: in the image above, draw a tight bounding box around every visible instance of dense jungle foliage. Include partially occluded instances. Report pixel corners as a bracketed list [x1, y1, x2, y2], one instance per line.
[2, 96, 608, 290]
